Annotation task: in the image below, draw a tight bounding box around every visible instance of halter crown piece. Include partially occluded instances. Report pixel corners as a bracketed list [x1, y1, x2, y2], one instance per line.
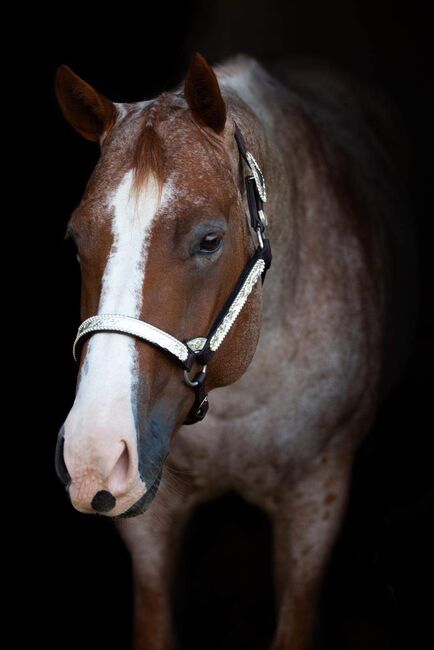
[73, 121, 272, 424]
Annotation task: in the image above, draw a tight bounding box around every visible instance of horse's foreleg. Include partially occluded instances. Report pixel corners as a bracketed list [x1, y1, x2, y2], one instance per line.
[117, 480, 197, 650]
[131, 534, 177, 650]
[269, 448, 352, 650]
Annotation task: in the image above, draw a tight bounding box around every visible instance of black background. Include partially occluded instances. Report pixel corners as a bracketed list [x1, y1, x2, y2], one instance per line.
[25, 2, 432, 648]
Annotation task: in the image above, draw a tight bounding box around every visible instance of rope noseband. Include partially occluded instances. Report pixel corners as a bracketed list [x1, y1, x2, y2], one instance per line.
[73, 121, 272, 424]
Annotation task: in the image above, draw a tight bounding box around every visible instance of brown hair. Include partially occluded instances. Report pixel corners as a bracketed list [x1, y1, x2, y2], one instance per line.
[131, 93, 172, 198]
[131, 91, 228, 201]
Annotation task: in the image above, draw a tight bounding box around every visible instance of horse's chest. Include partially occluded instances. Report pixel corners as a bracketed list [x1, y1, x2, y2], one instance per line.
[169, 376, 334, 497]
[169, 420, 284, 498]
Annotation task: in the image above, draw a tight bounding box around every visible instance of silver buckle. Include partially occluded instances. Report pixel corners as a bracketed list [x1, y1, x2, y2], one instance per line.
[186, 337, 207, 353]
[184, 336, 208, 386]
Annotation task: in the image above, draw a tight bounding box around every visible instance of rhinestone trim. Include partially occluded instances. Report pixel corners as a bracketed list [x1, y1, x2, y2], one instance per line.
[209, 259, 265, 352]
[246, 152, 267, 202]
[73, 314, 189, 363]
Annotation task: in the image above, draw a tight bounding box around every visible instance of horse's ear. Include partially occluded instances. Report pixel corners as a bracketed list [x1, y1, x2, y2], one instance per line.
[55, 65, 116, 142]
[184, 52, 226, 134]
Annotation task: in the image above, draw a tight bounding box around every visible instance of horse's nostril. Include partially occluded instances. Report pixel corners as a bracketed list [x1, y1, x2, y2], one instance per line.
[55, 432, 132, 512]
[91, 490, 116, 513]
[108, 442, 130, 494]
[55, 427, 71, 489]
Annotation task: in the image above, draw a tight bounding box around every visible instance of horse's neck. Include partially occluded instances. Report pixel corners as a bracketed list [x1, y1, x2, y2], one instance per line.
[219, 57, 376, 373]
[222, 56, 371, 309]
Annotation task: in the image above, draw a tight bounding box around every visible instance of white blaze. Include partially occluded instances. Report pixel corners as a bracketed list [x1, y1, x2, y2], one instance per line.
[100, 170, 160, 315]
[64, 171, 167, 480]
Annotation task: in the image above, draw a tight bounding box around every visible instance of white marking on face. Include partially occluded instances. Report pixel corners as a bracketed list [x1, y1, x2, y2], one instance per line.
[64, 171, 171, 485]
[100, 170, 161, 315]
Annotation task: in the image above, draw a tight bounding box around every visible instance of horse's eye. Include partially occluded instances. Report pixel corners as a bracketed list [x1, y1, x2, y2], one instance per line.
[199, 233, 223, 254]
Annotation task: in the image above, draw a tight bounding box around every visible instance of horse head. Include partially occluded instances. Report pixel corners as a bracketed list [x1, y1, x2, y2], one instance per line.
[55, 53, 270, 517]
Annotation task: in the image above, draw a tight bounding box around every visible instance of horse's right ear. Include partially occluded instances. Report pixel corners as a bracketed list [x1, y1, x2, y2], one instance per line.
[55, 65, 116, 142]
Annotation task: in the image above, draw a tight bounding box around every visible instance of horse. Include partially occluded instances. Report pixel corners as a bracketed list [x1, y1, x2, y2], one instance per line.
[54, 52, 417, 649]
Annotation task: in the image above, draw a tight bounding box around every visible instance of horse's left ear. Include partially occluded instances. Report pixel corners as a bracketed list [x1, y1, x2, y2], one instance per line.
[184, 52, 226, 134]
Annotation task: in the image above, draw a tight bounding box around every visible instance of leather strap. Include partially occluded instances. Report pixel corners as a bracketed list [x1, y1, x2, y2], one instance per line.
[194, 240, 271, 366]
[183, 369, 209, 424]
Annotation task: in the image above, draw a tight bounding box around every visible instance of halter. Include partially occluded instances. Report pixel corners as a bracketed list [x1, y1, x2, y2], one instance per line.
[73, 121, 272, 424]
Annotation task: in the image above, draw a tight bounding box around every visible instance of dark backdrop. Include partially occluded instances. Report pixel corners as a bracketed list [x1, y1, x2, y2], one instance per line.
[26, 2, 432, 649]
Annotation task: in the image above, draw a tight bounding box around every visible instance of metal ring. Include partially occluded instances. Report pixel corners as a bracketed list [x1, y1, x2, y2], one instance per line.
[184, 365, 207, 387]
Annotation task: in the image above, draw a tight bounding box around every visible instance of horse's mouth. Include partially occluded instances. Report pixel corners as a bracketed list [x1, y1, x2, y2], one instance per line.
[115, 468, 163, 519]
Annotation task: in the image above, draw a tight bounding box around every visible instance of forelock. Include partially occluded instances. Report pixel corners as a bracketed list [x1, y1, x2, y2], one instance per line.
[131, 91, 228, 200]
[131, 93, 170, 199]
